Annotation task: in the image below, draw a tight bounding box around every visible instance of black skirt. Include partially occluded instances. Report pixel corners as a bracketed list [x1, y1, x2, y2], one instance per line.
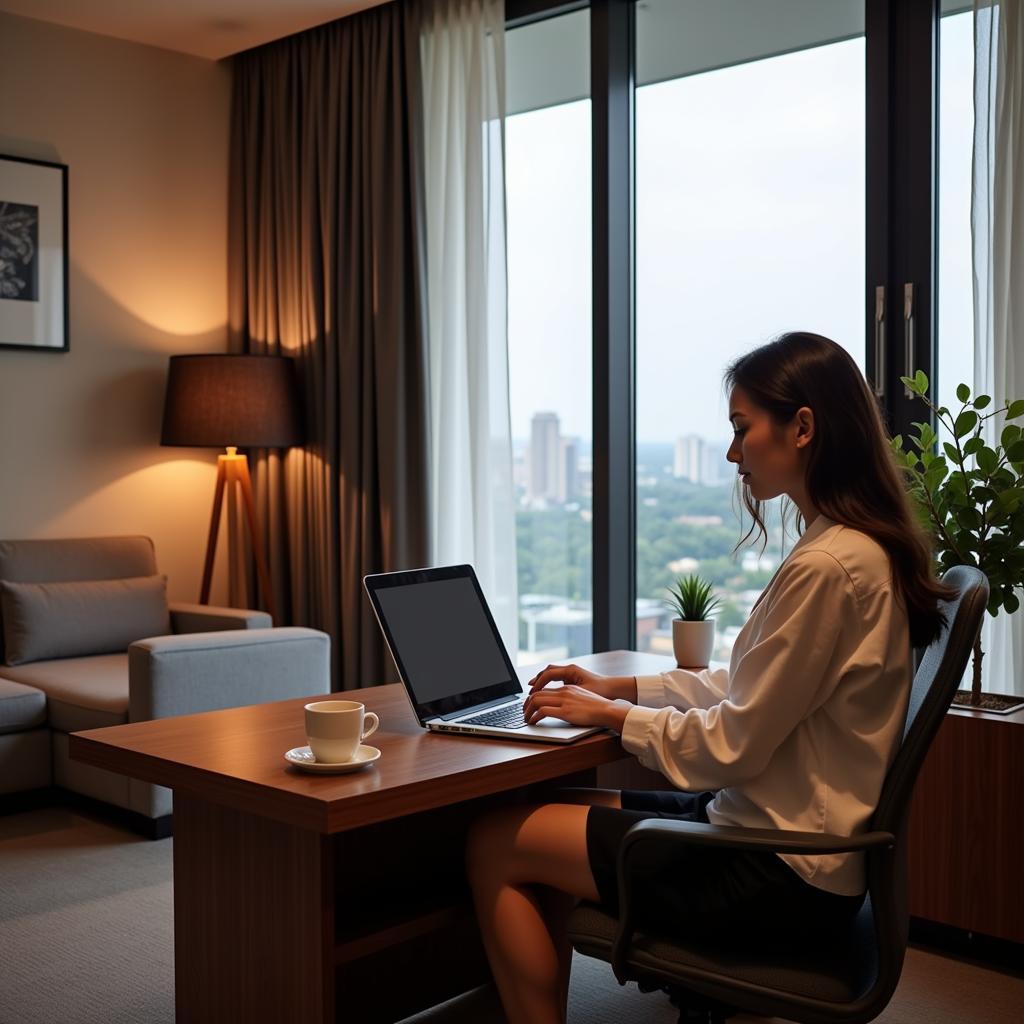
[586, 790, 865, 943]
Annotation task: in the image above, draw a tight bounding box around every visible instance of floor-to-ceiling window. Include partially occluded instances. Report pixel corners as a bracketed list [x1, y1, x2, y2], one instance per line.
[506, 9, 593, 664]
[506, 0, 952, 657]
[633, 0, 866, 659]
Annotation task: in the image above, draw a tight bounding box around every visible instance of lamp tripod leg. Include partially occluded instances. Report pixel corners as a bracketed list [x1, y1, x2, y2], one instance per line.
[199, 459, 228, 605]
[236, 457, 277, 625]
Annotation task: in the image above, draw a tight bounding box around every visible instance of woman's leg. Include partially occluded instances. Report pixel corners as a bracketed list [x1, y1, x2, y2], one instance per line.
[539, 788, 622, 1011]
[466, 792, 621, 1024]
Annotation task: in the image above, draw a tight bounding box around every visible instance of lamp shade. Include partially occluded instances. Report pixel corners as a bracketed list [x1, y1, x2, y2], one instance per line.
[160, 354, 304, 448]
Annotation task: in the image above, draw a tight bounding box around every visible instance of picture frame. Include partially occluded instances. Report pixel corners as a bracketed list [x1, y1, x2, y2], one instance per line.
[0, 154, 69, 352]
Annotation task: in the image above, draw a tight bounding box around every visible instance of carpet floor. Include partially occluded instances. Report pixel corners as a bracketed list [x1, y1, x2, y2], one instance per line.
[0, 807, 1020, 1024]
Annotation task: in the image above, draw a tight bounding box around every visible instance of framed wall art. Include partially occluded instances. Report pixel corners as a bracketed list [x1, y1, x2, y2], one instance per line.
[0, 154, 68, 352]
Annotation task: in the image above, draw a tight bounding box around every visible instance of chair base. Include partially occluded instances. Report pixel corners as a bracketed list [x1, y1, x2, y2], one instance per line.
[660, 984, 737, 1023]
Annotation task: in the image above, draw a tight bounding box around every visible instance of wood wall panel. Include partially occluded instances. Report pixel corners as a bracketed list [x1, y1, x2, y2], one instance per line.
[907, 707, 1024, 943]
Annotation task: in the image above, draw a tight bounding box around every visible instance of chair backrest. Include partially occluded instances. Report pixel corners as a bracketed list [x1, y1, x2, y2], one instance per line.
[871, 564, 988, 837]
[853, 565, 987, 1019]
[0, 536, 158, 663]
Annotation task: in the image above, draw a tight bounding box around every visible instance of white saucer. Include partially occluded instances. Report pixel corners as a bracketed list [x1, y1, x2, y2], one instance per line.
[284, 744, 381, 774]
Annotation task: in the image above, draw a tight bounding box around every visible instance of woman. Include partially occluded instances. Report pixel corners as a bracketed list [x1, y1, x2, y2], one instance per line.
[466, 332, 953, 1024]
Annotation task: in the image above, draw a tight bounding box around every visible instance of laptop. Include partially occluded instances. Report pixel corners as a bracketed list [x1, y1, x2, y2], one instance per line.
[363, 564, 603, 743]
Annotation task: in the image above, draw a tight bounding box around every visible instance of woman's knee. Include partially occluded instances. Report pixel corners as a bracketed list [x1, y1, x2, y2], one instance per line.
[467, 803, 599, 901]
[466, 805, 536, 889]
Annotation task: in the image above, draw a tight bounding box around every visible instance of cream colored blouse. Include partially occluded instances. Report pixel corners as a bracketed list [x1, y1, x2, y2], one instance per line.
[621, 514, 913, 896]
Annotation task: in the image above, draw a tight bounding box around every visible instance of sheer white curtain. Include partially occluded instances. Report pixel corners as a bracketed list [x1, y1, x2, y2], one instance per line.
[419, 0, 519, 655]
[973, 0, 1024, 695]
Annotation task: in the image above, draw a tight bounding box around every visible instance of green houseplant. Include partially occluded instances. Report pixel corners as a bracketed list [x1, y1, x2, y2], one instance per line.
[891, 371, 1024, 711]
[665, 574, 721, 669]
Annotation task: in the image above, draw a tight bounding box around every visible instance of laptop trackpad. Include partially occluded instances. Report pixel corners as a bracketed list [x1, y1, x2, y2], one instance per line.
[532, 716, 578, 729]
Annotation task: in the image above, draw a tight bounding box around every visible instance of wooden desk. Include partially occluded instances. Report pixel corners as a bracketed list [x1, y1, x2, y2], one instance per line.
[70, 650, 671, 1023]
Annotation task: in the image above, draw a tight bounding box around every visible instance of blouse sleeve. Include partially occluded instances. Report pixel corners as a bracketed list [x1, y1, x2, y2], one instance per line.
[620, 551, 854, 791]
[634, 666, 730, 711]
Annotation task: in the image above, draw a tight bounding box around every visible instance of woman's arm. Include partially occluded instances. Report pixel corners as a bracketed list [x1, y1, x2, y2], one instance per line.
[526, 551, 855, 779]
[620, 551, 854, 790]
[635, 665, 730, 711]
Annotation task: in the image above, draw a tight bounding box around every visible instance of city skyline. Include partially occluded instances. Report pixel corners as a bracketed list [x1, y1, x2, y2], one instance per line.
[513, 416, 731, 463]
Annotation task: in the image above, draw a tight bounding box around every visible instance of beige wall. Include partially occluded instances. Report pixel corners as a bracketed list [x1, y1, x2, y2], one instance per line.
[0, 12, 232, 603]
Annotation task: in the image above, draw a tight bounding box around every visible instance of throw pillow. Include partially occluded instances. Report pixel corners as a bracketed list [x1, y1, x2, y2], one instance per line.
[0, 575, 171, 666]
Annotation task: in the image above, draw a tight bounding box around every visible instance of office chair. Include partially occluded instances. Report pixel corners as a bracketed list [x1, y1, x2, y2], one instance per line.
[568, 565, 988, 1024]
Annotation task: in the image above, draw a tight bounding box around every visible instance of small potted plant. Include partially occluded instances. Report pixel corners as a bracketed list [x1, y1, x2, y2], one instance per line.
[891, 371, 1024, 712]
[665, 574, 721, 668]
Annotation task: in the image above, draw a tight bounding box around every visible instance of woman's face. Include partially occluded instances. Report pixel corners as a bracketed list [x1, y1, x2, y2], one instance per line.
[726, 386, 814, 504]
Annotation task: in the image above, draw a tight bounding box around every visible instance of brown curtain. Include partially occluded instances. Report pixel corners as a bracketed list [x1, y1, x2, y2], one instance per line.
[228, 1, 430, 689]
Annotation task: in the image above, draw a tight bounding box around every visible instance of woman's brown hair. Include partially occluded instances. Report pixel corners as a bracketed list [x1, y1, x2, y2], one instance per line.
[725, 331, 954, 648]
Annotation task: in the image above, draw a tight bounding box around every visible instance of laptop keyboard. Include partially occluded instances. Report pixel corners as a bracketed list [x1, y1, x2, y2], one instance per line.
[461, 703, 528, 729]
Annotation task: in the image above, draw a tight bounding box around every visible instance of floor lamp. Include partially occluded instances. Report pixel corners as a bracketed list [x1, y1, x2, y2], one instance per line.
[160, 354, 304, 624]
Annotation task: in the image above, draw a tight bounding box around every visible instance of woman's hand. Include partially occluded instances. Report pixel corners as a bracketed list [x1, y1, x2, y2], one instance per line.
[527, 663, 637, 702]
[523, 663, 635, 733]
[523, 684, 631, 732]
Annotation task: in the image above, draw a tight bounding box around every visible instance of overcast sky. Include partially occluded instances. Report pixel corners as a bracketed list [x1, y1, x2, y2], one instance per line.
[506, 12, 973, 447]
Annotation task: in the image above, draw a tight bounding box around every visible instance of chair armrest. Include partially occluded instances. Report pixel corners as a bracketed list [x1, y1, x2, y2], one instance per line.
[168, 601, 272, 633]
[128, 627, 330, 721]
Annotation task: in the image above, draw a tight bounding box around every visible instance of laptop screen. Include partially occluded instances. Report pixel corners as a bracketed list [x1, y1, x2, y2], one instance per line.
[365, 566, 521, 721]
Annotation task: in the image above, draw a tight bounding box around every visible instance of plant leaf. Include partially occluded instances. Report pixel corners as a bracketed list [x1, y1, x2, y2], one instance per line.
[1008, 399, 1024, 418]
[956, 507, 983, 531]
[915, 369, 929, 393]
[974, 394, 992, 409]
[954, 410, 979, 438]
[957, 382, 971, 402]
[977, 447, 999, 474]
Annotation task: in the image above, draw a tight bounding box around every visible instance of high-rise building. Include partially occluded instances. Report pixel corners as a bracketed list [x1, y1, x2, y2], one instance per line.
[673, 434, 704, 483]
[528, 412, 561, 501]
[701, 440, 729, 485]
[557, 436, 579, 503]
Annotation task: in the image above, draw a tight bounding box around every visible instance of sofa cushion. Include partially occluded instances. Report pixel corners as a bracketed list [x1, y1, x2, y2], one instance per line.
[0, 575, 170, 666]
[0, 654, 129, 732]
[0, 536, 158, 664]
[0, 677, 47, 734]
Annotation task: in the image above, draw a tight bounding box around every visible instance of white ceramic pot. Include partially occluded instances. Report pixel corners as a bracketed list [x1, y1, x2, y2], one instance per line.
[672, 619, 715, 668]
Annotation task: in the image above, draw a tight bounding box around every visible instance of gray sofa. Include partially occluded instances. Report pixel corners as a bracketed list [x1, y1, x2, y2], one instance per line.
[0, 536, 330, 835]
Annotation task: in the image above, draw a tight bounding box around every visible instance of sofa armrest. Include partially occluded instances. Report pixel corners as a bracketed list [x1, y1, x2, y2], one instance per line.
[168, 601, 272, 633]
[128, 627, 330, 722]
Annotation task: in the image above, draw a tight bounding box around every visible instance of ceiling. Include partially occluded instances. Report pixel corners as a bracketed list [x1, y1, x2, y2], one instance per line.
[0, 0, 391, 60]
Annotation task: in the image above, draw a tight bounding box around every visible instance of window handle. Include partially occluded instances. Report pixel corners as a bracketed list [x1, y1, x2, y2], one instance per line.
[904, 283, 915, 398]
[874, 286, 886, 398]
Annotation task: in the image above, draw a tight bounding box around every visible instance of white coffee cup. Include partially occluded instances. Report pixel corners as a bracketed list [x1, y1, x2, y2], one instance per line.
[304, 700, 380, 764]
